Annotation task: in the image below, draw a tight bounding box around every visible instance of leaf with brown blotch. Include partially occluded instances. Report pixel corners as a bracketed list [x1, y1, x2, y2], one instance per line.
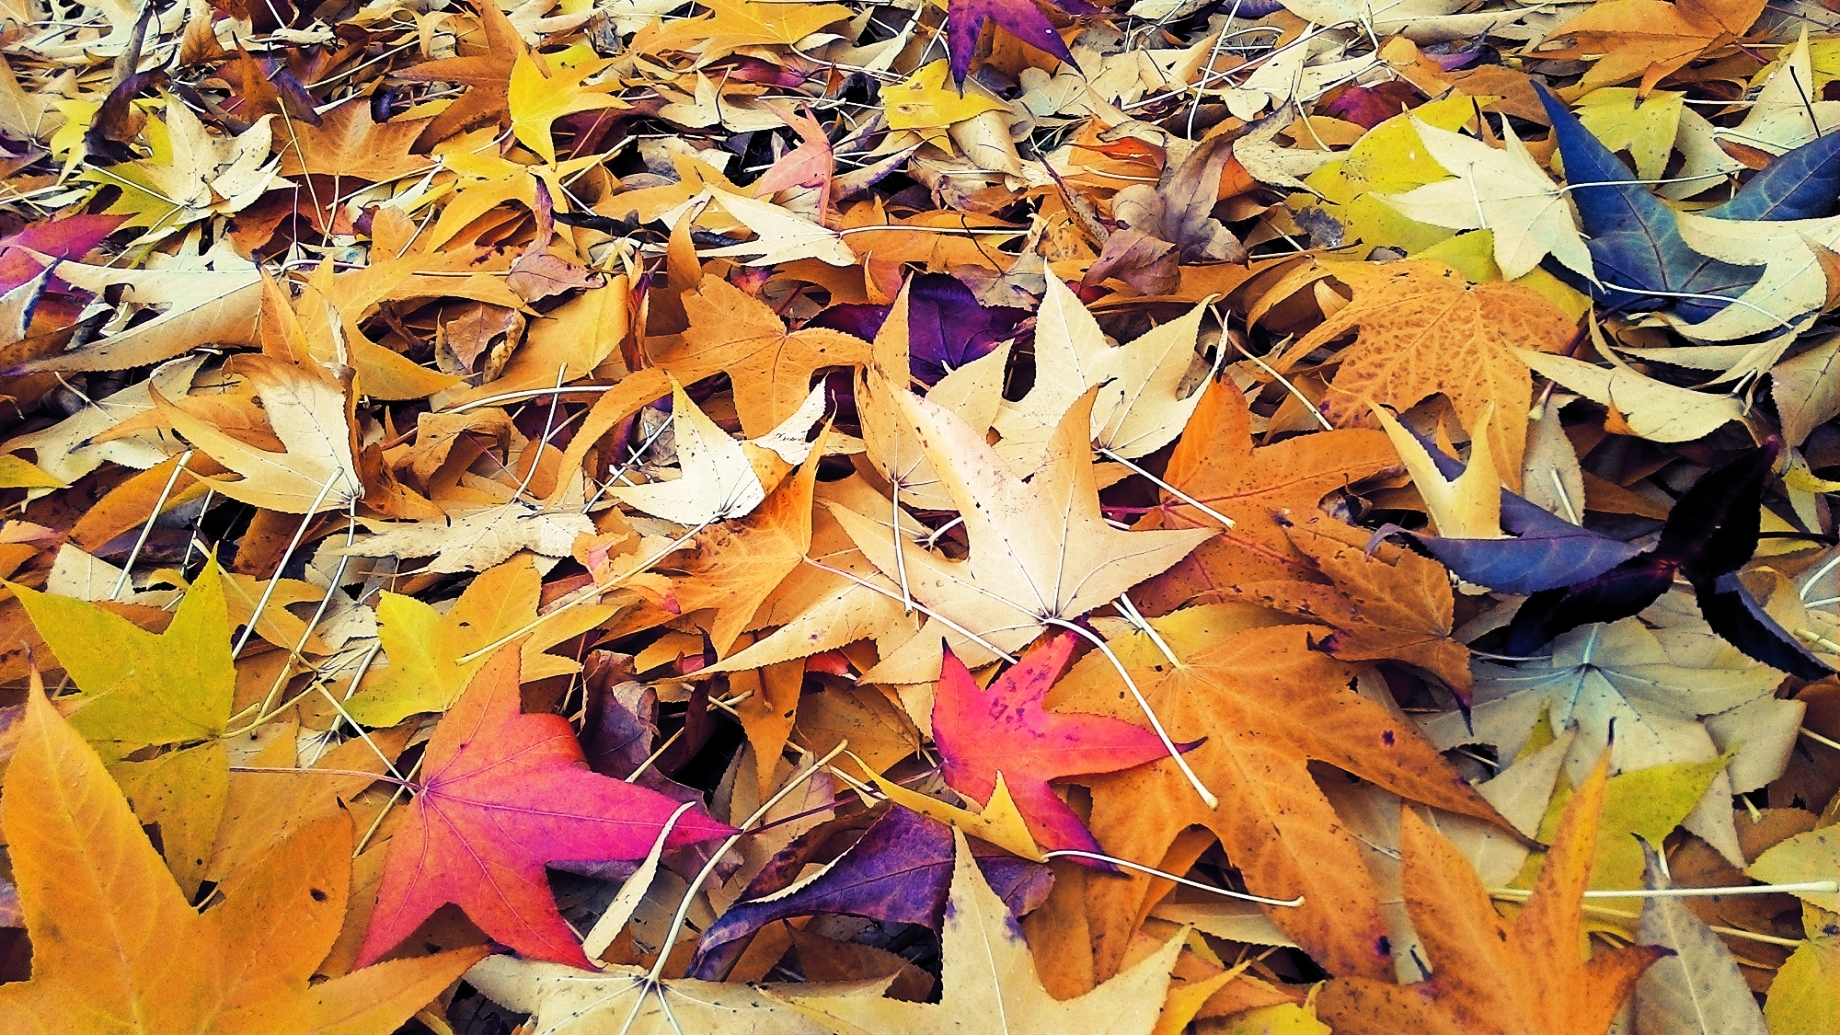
[1050, 605, 1506, 980]
[1317, 758, 1669, 1035]
[0, 673, 484, 1034]
[1234, 516, 1472, 692]
[1130, 380, 1400, 613]
[1265, 260, 1577, 488]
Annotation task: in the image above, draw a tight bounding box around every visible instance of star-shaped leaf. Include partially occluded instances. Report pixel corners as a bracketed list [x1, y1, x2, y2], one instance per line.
[1318, 759, 1668, 1035]
[10, 557, 233, 759]
[934, 632, 1171, 856]
[1053, 605, 1503, 979]
[834, 385, 1216, 683]
[1132, 380, 1399, 612]
[355, 644, 736, 970]
[650, 274, 869, 438]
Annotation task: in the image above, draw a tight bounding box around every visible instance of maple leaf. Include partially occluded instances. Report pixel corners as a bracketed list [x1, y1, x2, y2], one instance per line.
[651, 274, 869, 438]
[10, 556, 233, 758]
[1378, 117, 1595, 282]
[651, 430, 826, 655]
[465, 959, 843, 1035]
[89, 97, 284, 236]
[1541, 0, 1765, 93]
[1317, 759, 1668, 1035]
[992, 270, 1212, 474]
[1266, 259, 1578, 484]
[0, 674, 485, 1034]
[884, 59, 1008, 149]
[14, 244, 262, 374]
[1235, 517, 1473, 691]
[857, 282, 1012, 512]
[506, 51, 622, 164]
[606, 379, 769, 525]
[934, 632, 1172, 856]
[356, 644, 736, 969]
[786, 828, 1186, 1034]
[1051, 605, 1503, 978]
[834, 386, 1215, 682]
[1131, 380, 1399, 612]
[1420, 617, 1790, 866]
[393, 0, 526, 151]
[645, 0, 852, 59]
[153, 354, 362, 514]
[344, 557, 614, 728]
[273, 97, 432, 180]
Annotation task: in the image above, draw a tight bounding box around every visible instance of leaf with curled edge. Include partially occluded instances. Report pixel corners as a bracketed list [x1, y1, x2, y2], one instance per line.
[355, 644, 735, 970]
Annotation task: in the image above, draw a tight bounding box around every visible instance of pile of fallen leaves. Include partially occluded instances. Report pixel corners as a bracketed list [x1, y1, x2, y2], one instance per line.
[3, 0, 1840, 1032]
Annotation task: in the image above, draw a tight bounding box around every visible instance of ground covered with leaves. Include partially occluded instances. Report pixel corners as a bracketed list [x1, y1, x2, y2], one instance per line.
[1, 0, 1840, 1032]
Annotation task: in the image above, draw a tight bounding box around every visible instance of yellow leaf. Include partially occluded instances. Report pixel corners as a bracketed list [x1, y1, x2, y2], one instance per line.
[507, 51, 622, 165]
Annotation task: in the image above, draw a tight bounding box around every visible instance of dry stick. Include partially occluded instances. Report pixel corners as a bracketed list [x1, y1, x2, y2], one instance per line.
[1040, 616, 1219, 810]
[454, 518, 715, 667]
[1097, 447, 1235, 528]
[253, 501, 359, 721]
[1488, 880, 1838, 901]
[1042, 851, 1303, 906]
[1800, 726, 1840, 752]
[612, 742, 852, 1035]
[231, 467, 348, 659]
[1485, 893, 1813, 949]
[110, 449, 194, 601]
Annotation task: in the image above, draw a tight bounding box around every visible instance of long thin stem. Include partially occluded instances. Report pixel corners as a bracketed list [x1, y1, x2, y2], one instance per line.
[1043, 850, 1302, 906]
[111, 449, 193, 600]
[1040, 617, 1218, 809]
[232, 467, 345, 659]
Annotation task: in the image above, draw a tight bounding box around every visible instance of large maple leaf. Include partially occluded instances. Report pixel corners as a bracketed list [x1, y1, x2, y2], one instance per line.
[1050, 605, 1503, 979]
[933, 632, 1171, 856]
[1131, 380, 1399, 612]
[1318, 759, 1668, 1035]
[1265, 259, 1577, 486]
[832, 385, 1215, 683]
[0, 675, 484, 1034]
[1539, 0, 1765, 93]
[355, 645, 736, 970]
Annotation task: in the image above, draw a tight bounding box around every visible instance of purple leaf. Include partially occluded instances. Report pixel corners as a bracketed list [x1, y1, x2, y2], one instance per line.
[946, 0, 1092, 84]
[809, 273, 1022, 386]
[687, 806, 1050, 980]
[906, 272, 1023, 385]
[0, 214, 125, 295]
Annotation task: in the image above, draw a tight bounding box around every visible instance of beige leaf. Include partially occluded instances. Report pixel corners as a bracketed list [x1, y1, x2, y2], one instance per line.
[993, 271, 1212, 474]
[1371, 403, 1503, 539]
[154, 356, 361, 514]
[21, 248, 262, 373]
[608, 380, 766, 525]
[696, 186, 855, 266]
[1518, 348, 1746, 443]
[836, 386, 1214, 683]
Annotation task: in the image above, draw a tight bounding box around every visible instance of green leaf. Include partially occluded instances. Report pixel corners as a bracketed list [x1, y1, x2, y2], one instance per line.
[10, 558, 234, 760]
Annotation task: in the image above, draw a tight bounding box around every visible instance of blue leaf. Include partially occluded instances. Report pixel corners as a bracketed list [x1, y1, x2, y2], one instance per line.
[1706, 131, 1840, 222]
[1535, 83, 1762, 322]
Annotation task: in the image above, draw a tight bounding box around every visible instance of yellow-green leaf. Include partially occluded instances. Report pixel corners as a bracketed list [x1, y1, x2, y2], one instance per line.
[9, 557, 235, 760]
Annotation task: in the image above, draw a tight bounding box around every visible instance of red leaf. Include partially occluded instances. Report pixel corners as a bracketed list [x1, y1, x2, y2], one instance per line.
[356, 645, 736, 970]
[933, 632, 1171, 858]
